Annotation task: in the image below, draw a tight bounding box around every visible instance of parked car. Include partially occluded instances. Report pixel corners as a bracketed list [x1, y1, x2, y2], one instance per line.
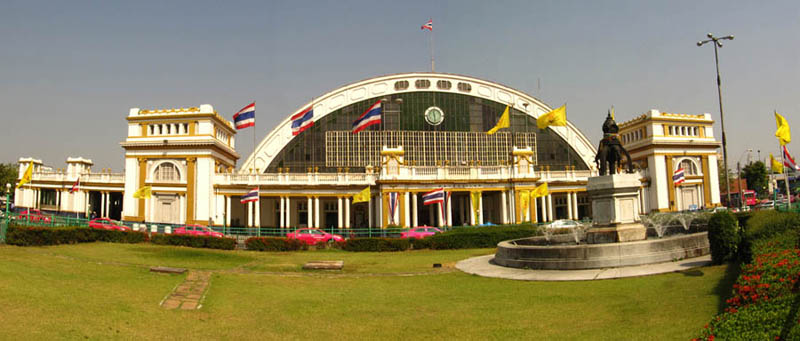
[173, 224, 224, 238]
[89, 218, 131, 231]
[754, 200, 775, 210]
[17, 209, 52, 223]
[545, 219, 583, 229]
[287, 228, 344, 245]
[400, 226, 442, 239]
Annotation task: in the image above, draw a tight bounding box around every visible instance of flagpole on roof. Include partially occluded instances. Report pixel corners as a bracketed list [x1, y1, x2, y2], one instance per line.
[431, 19, 435, 72]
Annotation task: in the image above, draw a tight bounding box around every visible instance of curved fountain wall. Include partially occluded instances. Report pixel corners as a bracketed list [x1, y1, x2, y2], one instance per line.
[493, 232, 710, 270]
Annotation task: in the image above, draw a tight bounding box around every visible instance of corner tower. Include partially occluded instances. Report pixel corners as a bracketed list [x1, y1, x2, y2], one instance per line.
[121, 104, 239, 224]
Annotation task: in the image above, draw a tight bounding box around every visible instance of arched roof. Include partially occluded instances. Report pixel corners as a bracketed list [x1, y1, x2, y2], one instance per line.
[242, 72, 596, 173]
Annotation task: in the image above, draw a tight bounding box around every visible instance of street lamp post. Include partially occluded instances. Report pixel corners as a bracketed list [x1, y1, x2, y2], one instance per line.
[3, 183, 10, 242]
[697, 33, 734, 207]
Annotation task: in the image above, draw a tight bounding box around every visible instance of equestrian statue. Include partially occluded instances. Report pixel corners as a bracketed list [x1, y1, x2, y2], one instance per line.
[594, 109, 633, 175]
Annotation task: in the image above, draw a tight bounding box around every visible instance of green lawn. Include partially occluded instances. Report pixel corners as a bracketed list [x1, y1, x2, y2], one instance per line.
[0, 243, 736, 339]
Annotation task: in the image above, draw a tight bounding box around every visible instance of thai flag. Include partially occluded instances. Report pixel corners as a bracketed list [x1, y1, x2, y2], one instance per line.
[233, 102, 255, 130]
[352, 100, 382, 134]
[388, 192, 398, 224]
[422, 188, 445, 205]
[784, 146, 800, 171]
[421, 19, 432, 31]
[69, 177, 80, 194]
[291, 106, 314, 136]
[240, 188, 259, 204]
[673, 168, 686, 185]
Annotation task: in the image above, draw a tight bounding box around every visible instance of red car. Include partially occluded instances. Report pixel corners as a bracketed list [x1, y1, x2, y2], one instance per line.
[286, 228, 344, 245]
[17, 209, 52, 223]
[400, 226, 442, 239]
[89, 218, 131, 231]
[173, 224, 224, 238]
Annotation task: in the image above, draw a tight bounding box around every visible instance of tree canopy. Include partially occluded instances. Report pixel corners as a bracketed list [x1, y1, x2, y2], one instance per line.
[741, 161, 768, 197]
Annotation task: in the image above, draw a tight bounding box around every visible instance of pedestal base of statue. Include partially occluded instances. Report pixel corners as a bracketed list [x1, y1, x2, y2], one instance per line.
[585, 173, 647, 244]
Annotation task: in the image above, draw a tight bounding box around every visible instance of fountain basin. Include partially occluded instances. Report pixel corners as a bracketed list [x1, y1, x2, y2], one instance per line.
[494, 232, 709, 270]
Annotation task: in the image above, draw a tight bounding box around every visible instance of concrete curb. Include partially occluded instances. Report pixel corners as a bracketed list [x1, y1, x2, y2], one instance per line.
[456, 254, 712, 281]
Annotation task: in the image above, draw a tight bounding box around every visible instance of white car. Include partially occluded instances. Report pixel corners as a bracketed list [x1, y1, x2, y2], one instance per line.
[545, 219, 583, 229]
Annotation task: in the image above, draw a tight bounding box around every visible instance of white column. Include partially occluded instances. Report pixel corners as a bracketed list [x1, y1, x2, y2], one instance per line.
[337, 197, 343, 228]
[403, 192, 410, 228]
[530, 193, 537, 223]
[368, 195, 373, 228]
[314, 196, 320, 228]
[255, 198, 261, 228]
[540, 196, 547, 223]
[179, 195, 186, 224]
[247, 201, 253, 227]
[446, 193, 452, 227]
[437, 202, 444, 227]
[573, 191, 580, 220]
[85, 192, 89, 217]
[377, 195, 383, 228]
[469, 195, 475, 225]
[100, 192, 105, 218]
[225, 196, 231, 226]
[56, 190, 61, 212]
[412, 193, 418, 227]
[307, 197, 313, 228]
[280, 196, 285, 228]
[345, 197, 350, 228]
[567, 192, 573, 221]
[478, 194, 484, 225]
[547, 193, 554, 222]
[285, 197, 291, 228]
[501, 190, 508, 224]
[105, 193, 111, 218]
[509, 190, 516, 224]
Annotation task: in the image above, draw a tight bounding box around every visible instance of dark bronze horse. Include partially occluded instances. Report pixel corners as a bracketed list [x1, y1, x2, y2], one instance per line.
[595, 111, 633, 175]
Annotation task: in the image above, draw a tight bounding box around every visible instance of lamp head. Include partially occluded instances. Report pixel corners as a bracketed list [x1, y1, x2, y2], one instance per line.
[696, 41, 703, 46]
[707, 33, 713, 38]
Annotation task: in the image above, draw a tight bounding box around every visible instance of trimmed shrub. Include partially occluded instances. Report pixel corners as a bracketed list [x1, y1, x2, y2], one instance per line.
[745, 210, 800, 241]
[341, 238, 411, 252]
[409, 237, 432, 250]
[245, 237, 308, 251]
[707, 211, 741, 264]
[425, 225, 540, 250]
[6, 226, 148, 246]
[150, 234, 236, 250]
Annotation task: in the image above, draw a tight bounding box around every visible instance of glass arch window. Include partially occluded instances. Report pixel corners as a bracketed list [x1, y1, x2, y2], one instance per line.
[154, 163, 181, 182]
[679, 159, 698, 175]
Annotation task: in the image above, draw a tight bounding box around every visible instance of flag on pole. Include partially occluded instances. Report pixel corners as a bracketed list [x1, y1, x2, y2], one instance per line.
[352, 187, 370, 204]
[470, 191, 481, 224]
[132, 185, 152, 199]
[422, 188, 445, 205]
[240, 188, 259, 204]
[16, 162, 33, 189]
[775, 111, 791, 146]
[69, 177, 80, 194]
[673, 168, 686, 185]
[352, 100, 382, 134]
[537, 105, 567, 129]
[783, 146, 800, 171]
[519, 190, 530, 219]
[531, 183, 549, 198]
[421, 19, 433, 31]
[291, 106, 315, 136]
[771, 153, 783, 173]
[233, 102, 256, 129]
[487, 105, 510, 135]
[388, 192, 398, 224]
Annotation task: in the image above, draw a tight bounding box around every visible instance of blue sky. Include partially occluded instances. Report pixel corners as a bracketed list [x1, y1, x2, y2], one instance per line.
[1, 0, 798, 170]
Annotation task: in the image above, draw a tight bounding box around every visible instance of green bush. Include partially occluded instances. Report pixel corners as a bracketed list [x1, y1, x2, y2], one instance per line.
[425, 225, 541, 250]
[745, 210, 800, 241]
[409, 237, 432, 250]
[150, 234, 236, 250]
[245, 237, 308, 251]
[697, 294, 800, 340]
[6, 226, 148, 246]
[707, 211, 741, 264]
[341, 238, 411, 252]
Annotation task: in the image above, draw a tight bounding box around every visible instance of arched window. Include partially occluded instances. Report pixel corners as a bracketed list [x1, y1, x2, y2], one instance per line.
[679, 159, 698, 176]
[154, 163, 180, 182]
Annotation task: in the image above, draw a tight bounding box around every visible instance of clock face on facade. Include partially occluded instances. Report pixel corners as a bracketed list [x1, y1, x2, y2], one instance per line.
[424, 106, 444, 126]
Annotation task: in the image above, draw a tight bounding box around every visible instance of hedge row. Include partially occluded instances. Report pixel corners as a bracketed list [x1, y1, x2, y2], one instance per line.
[245, 237, 308, 251]
[151, 234, 236, 250]
[6, 226, 149, 246]
[339, 238, 411, 252]
[698, 210, 800, 339]
[424, 225, 541, 250]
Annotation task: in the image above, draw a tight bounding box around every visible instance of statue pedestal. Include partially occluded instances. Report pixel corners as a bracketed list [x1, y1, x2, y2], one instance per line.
[585, 174, 647, 244]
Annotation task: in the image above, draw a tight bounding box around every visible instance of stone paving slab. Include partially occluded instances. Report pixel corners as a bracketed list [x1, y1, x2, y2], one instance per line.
[150, 266, 187, 274]
[160, 270, 211, 310]
[303, 260, 344, 270]
[456, 254, 712, 281]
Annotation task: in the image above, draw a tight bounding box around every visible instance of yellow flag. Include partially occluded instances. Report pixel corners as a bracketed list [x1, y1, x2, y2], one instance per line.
[775, 111, 791, 146]
[15, 162, 33, 189]
[771, 153, 783, 173]
[531, 183, 549, 198]
[470, 191, 481, 223]
[132, 185, 152, 199]
[487, 105, 510, 135]
[537, 105, 567, 130]
[352, 187, 370, 204]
